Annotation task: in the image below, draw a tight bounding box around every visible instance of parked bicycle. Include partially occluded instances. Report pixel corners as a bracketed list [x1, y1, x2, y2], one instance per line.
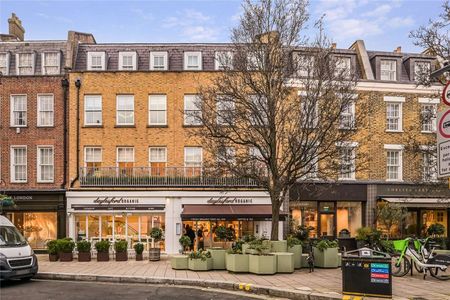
[391, 237, 450, 280]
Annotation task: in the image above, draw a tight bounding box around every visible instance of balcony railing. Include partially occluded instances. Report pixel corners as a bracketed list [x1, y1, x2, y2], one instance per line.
[79, 166, 258, 187]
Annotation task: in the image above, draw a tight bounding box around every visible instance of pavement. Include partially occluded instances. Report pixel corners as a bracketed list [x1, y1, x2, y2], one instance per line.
[35, 254, 450, 300]
[0, 279, 268, 300]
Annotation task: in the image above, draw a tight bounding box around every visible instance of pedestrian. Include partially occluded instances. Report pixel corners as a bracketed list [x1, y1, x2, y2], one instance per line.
[185, 225, 195, 250]
[197, 226, 204, 250]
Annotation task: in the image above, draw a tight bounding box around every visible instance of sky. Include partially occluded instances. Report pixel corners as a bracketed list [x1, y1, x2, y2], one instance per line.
[0, 0, 445, 53]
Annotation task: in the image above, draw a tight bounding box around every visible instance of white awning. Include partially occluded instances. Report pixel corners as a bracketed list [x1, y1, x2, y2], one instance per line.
[381, 197, 450, 208]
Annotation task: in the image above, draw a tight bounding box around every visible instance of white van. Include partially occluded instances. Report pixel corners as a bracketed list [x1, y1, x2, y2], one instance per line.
[0, 215, 38, 280]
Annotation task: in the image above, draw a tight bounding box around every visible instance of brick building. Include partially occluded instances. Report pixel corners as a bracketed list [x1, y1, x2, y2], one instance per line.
[0, 14, 94, 250]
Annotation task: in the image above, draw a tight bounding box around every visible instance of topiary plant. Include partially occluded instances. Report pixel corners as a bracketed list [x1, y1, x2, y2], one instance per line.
[57, 238, 75, 253]
[114, 240, 128, 253]
[76, 240, 91, 253]
[46, 239, 59, 255]
[179, 235, 191, 253]
[427, 223, 445, 237]
[95, 240, 110, 253]
[150, 227, 164, 242]
[134, 243, 144, 255]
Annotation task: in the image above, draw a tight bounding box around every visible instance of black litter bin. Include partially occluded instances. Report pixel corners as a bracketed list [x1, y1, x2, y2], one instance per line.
[342, 247, 392, 298]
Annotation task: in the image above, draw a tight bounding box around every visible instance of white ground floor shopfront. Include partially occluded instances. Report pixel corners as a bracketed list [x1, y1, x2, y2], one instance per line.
[66, 190, 283, 254]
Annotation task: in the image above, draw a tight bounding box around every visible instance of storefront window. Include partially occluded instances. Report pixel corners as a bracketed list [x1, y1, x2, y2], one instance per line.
[290, 202, 318, 238]
[421, 210, 448, 237]
[75, 214, 87, 241]
[320, 214, 334, 237]
[101, 215, 113, 239]
[114, 214, 126, 241]
[88, 215, 100, 241]
[127, 215, 139, 247]
[10, 212, 57, 249]
[337, 202, 362, 237]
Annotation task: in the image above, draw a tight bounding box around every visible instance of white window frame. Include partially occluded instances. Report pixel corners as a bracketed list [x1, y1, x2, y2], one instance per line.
[216, 95, 235, 125]
[419, 97, 439, 133]
[116, 95, 135, 126]
[116, 147, 135, 165]
[215, 51, 233, 70]
[150, 51, 168, 71]
[338, 93, 357, 130]
[41, 52, 61, 75]
[420, 145, 437, 182]
[118, 51, 137, 71]
[84, 147, 102, 167]
[335, 56, 351, 77]
[37, 94, 54, 127]
[84, 95, 102, 126]
[10, 146, 27, 183]
[380, 59, 397, 81]
[384, 96, 405, 132]
[384, 144, 403, 182]
[0, 52, 10, 75]
[10, 94, 27, 127]
[15, 53, 35, 75]
[148, 95, 167, 126]
[184, 147, 203, 167]
[414, 61, 431, 81]
[337, 142, 358, 180]
[87, 51, 106, 71]
[184, 95, 202, 126]
[37, 146, 54, 183]
[149, 147, 167, 165]
[184, 52, 202, 71]
[295, 54, 314, 77]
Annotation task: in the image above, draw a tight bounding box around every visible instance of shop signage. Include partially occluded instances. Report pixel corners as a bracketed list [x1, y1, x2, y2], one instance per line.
[437, 110, 450, 177]
[11, 195, 33, 200]
[207, 197, 252, 205]
[93, 197, 139, 205]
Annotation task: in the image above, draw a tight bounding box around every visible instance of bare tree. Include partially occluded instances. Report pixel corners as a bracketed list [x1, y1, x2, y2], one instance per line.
[191, 0, 363, 240]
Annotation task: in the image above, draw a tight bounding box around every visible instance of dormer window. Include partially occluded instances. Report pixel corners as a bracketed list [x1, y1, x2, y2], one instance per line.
[215, 51, 233, 70]
[87, 51, 106, 71]
[414, 61, 431, 81]
[335, 56, 351, 77]
[42, 52, 60, 75]
[0, 53, 10, 75]
[16, 53, 34, 75]
[119, 51, 137, 71]
[184, 52, 202, 70]
[150, 51, 168, 70]
[380, 59, 396, 81]
[295, 54, 314, 77]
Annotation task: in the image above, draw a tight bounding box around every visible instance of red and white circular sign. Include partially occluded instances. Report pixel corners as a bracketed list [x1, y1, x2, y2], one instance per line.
[438, 110, 450, 139]
[443, 81, 450, 106]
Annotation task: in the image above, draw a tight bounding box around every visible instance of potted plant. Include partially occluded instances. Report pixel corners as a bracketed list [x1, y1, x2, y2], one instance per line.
[287, 236, 303, 269]
[226, 240, 249, 273]
[356, 227, 381, 249]
[57, 238, 75, 262]
[179, 235, 191, 254]
[241, 234, 256, 254]
[95, 239, 110, 262]
[209, 225, 232, 269]
[46, 239, 59, 262]
[114, 239, 128, 261]
[149, 227, 164, 261]
[134, 243, 144, 261]
[76, 240, 91, 262]
[313, 239, 339, 268]
[247, 238, 276, 274]
[188, 250, 213, 271]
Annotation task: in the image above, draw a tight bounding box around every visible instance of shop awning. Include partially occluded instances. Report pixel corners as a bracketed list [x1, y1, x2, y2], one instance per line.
[381, 197, 450, 208]
[181, 205, 287, 221]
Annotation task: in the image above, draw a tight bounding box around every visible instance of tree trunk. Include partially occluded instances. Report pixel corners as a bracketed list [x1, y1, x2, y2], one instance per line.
[271, 204, 280, 240]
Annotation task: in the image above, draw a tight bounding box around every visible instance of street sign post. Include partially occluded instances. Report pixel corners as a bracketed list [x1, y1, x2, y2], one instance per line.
[443, 81, 450, 106]
[437, 110, 450, 177]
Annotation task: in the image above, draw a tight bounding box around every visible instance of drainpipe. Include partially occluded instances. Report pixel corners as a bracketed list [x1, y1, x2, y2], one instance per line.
[69, 78, 81, 188]
[61, 78, 69, 189]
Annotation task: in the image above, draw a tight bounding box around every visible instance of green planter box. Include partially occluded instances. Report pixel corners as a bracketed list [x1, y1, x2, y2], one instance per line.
[313, 247, 339, 268]
[288, 245, 302, 269]
[208, 248, 226, 270]
[226, 253, 249, 273]
[270, 240, 287, 253]
[272, 252, 294, 273]
[171, 255, 188, 270]
[249, 254, 276, 275]
[188, 257, 213, 271]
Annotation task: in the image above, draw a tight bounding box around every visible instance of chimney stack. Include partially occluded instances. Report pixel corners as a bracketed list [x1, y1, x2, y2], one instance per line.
[8, 13, 25, 41]
[331, 43, 337, 50]
[394, 46, 401, 54]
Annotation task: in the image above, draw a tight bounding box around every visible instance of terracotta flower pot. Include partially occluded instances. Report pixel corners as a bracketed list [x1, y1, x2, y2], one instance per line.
[115, 251, 128, 261]
[78, 252, 91, 262]
[59, 252, 73, 262]
[97, 251, 109, 262]
[136, 253, 143, 261]
[49, 254, 58, 262]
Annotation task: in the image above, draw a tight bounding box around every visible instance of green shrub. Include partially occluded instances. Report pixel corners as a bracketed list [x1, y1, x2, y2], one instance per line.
[315, 240, 338, 251]
[150, 227, 164, 242]
[427, 223, 445, 236]
[114, 240, 128, 253]
[95, 240, 110, 253]
[133, 243, 144, 255]
[248, 237, 270, 255]
[179, 235, 191, 251]
[57, 238, 75, 253]
[76, 240, 91, 253]
[188, 250, 211, 261]
[293, 225, 314, 242]
[228, 240, 244, 254]
[356, 227, 381, 245]
[242, 234, 257, 243]
[287, 236, 303, 248]
[46, 240, 59, 255]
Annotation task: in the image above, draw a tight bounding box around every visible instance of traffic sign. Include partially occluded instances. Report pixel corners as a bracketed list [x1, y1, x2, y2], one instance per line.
[437, 110, 450, 177]
[443, 81, 450, 106]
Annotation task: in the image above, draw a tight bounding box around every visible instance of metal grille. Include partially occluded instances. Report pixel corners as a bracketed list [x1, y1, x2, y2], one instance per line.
[8, 257, 33, 269]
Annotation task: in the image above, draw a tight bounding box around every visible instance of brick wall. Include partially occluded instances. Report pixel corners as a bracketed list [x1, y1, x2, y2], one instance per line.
[0, 76, 66, 190]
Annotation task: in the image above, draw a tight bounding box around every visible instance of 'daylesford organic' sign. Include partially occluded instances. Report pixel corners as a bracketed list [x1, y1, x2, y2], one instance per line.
[207, 197, 252, 205]
[93, 197, 140, 205]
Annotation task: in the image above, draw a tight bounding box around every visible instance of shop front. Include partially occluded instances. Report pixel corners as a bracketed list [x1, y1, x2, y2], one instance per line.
[67, 190, 278, 254]
[2, 191, 65, 251]
[376, 184, 450, 241]
[289, 183, 366, 238]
